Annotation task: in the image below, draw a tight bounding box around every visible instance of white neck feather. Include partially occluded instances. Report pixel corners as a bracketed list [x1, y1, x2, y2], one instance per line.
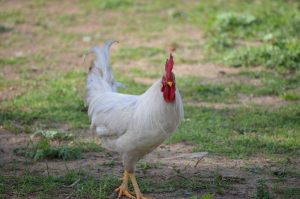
[131, 80, 184, 135]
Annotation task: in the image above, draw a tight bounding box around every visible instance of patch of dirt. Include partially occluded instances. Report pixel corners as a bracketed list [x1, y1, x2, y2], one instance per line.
[0, 0, 25, 11]
[133, 77, 158, 85]
[0, 129, 29, 166]
[65, 22, 102, 34]
[239, 95, 289, 108]
[174, 63, 241, 78]
[184, 101, 241, 109]
[1, 130, 297, 199]
[184, 95, 290, 109]
[1, 1, 299, 198]
[202, 75, 262, 86]
[45, 1, 81, 15]
[0, 86, 25, 101]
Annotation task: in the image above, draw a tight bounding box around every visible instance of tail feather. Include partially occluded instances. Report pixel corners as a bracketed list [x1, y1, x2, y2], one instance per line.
[90, 40, 117, 89]
[86, 40, 122, 106]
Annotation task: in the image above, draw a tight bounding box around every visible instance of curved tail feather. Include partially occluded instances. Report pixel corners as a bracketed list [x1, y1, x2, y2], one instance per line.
[86, 40, 123, 106]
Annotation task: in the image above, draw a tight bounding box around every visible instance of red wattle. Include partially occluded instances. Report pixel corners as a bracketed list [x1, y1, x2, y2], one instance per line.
[163, 85, 176, 103]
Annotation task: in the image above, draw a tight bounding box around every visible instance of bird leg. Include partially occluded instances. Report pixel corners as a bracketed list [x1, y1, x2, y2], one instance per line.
[128, 172, 149, 199]
[115, 170, 135, 199]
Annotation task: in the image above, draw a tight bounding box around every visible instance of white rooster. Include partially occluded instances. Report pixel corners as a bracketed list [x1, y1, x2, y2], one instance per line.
[86, 40, 184, 199]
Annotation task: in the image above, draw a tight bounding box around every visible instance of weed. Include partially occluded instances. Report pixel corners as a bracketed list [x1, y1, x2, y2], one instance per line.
[83, 0, 133, 10]
[0, 10, 25, 25]
[76, 173, 120, 198]
[101, 160, 116, 167]
[282, 92, 300, 101]
[273, 186, 300, 198]
[223, 42, 300, 69]
[201, 193, 214, 199]
[0, 56, 28, 67]
[256, 181, 270, 199]
[212, 172, 225, 194]
[214, 12, 257, 32]
[0, 24, 12, 33]
[31, 130, 73, 141]
[14, 139, 82, 161]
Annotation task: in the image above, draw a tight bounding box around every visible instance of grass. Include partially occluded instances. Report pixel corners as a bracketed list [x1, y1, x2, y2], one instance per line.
[0, 10, 25, 25]
[0, 171, 120, 199]
[256, 181, 271, 199]
[0, 56, 28, 66]
[178, 70, 300, 103]
[273, 187, 300, 198]
[0, 0, 299, 198]
[0, 71, 89, 132]
[0, 171, 229, 199]
[15, 139, 83, 161]
[14, 131, 103, 161]
[189, 0, 300, 70]
[82, 0, 134, 11]
[168, 104, 300, 158]
[112, 46, 165, 61]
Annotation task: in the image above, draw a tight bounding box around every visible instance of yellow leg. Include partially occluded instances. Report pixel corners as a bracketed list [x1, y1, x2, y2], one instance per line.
[115, 171, 135, 199]
[128, 173, 150, 199]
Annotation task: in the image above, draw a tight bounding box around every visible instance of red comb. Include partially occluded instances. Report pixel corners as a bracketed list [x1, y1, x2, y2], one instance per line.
[165, 54, 174, 76]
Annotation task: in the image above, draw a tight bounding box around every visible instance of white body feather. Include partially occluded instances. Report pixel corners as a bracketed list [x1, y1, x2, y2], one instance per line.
[86, 41, 184, 171]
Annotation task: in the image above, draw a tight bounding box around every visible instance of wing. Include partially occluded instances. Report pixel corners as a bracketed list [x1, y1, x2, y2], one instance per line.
[88, 92, 139, 137]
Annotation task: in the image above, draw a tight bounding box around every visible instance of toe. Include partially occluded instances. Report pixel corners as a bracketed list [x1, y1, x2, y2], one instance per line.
[136, 195, 152, 199]
[124, 190, 135, 199]
[115, 187, 135, 199]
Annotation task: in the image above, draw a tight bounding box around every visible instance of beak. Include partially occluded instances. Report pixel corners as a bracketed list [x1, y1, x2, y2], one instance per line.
[167, 81, 173, 87]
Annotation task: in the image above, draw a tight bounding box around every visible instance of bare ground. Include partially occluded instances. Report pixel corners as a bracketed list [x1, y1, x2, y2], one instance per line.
[0, 128, 296, 199]
[0, 1, 298, 199]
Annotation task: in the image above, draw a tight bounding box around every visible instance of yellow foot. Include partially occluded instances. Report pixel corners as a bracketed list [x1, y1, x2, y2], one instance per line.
[136, 194, 151, 199]
[115, 186, 135, 199]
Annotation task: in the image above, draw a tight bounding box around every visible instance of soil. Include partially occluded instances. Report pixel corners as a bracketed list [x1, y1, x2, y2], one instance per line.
[0, 129, 294, 199]
[0, 1, 298, 199]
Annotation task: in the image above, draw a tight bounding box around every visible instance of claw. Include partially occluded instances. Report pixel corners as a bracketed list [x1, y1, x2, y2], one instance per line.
[136, 195, 150, 199]
[115, 186, 135, 199]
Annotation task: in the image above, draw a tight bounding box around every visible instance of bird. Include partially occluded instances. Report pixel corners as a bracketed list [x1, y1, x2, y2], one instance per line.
[85, 40, 184, 199]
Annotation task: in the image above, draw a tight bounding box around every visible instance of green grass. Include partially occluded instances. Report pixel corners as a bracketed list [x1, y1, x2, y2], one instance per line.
[189, 0, 300, 70]
[0, 56, 28, 67]
[273, 187, 300, 198]
[82, 0, 134, 11]
[222, 41, 300, 69]
[0, 170, 230, 198]
[58, 14, 85, 26]
[0, 71, 89, 132]
[0, 0, 299, 198]
[178, 70, 300, 103]
[256, 181, 271, 199]
[14, 131, 103, 161]
[15, 139, 83, 161]
[1, 69, 299, 159]
[0, 10, 25, 25]
[168, 104, 300, 158]
[0, 171, 120, 199]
